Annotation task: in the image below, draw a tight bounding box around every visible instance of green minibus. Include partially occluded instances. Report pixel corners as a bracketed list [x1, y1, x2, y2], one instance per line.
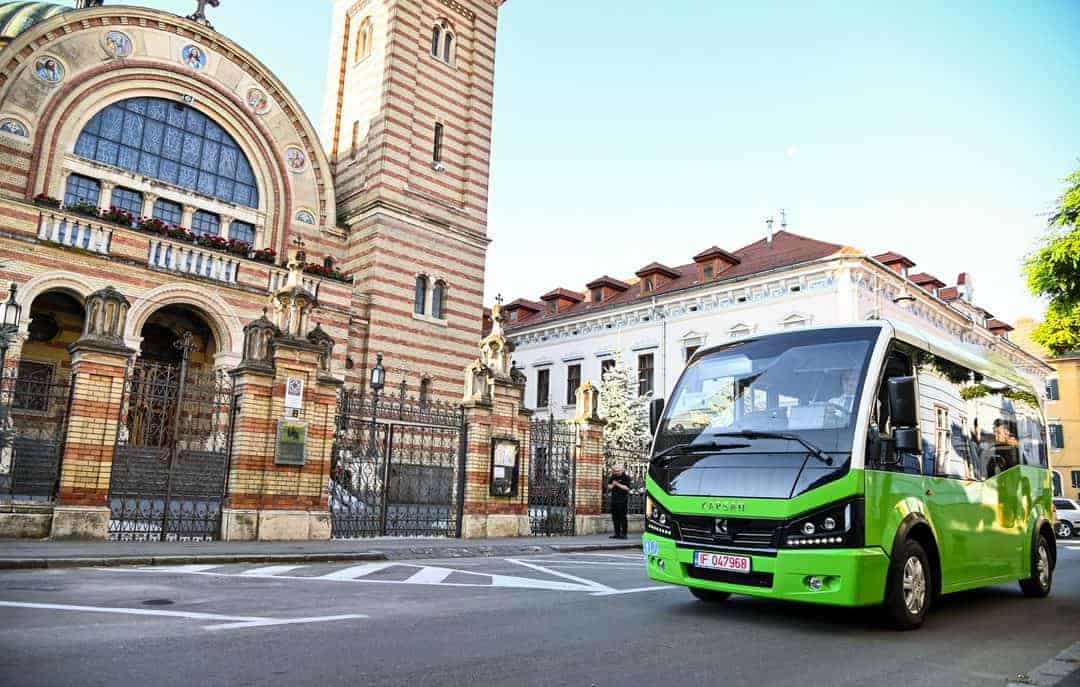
[642, 320, 1056, 629]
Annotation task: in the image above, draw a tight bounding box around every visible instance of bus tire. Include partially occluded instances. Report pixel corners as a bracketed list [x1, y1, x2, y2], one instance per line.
[1019, 532, 1053, 598]
[689, 587, 731, 603]
[880, 538, 931, 630]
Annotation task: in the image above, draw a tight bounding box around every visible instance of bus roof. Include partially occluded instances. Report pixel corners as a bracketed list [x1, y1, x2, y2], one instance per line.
[694, 319, 1037, 396]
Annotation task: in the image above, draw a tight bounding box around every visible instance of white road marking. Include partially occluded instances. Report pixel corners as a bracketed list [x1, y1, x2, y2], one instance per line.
[1065, 545, 1080, 551]
[590, 586, 679, 596]
[505, 558, 615, 594]
[154, 564, 222, 573]
[317, 562, 396, 580]
[530, 559, 644, 568]
[237, 565, 306, 577]
[0, 600, 366, 632]
[402, 566, 454, 585]
[571, 553, 644, 560]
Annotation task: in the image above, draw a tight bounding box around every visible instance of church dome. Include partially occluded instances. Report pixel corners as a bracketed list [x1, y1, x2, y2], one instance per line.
[0, 1, 71, 44]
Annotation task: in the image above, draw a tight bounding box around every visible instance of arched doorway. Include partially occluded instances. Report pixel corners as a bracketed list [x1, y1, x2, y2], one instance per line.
[1, 290, 82, 501]
[107, 304, 234, 541]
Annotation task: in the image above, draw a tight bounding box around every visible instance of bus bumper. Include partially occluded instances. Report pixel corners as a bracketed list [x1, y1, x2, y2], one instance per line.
[643, 534, 890, 607]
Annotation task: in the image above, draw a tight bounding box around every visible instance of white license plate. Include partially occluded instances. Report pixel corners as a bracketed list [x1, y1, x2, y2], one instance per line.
[693, 551, 752, 573]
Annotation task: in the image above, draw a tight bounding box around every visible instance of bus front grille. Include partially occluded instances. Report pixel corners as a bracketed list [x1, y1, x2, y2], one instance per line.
[672, 514, 781, 548]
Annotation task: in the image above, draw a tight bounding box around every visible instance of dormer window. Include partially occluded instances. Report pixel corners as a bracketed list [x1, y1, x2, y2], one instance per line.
[509, 310, 518, 322]
[703, 264, 714, 279]
[643, 277, 654, 293]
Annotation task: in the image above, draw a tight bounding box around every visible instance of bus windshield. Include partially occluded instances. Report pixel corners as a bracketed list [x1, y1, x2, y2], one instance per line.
[655, 327, 879, 457]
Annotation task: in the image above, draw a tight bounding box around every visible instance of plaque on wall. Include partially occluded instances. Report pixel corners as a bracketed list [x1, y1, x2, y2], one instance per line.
[275, 419, 307, 466]
[284, 377, 305, 410]
[489, 437, 520, 497]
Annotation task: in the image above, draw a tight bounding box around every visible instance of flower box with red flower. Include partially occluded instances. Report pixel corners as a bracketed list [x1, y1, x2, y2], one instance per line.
[33, 193, 61, 209]
[101, 206, 134, 225]
[137, 217, 170, 235]
[66, 200, 100, 218]
[252, 248, 276, 264]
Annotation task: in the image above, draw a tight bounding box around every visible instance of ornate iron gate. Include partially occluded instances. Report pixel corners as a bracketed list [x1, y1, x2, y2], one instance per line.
[330, 386, 466, 538]
[0, 366, 73, 501]
[107, 335, 234, 541]
[602, 442, 649, 515]
[528, 417, 577, 536]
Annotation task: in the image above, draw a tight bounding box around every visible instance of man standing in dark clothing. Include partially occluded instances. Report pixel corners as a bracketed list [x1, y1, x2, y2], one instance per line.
[608, 465, 632, 539]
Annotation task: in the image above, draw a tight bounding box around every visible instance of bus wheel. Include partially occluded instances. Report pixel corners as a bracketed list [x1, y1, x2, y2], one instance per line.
[690, 588, 731, 603]
[1019, 533, 1053, 598]
[880, 539, 931, 630]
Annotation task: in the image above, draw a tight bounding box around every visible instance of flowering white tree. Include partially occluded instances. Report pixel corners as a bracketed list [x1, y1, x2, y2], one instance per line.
[598, 351, 651, 450]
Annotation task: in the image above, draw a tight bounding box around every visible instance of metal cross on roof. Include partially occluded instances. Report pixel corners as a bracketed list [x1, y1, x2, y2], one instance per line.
[187, 0, 220, 28]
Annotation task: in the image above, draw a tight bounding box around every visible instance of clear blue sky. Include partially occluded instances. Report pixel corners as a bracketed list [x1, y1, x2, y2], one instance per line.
[156, 0, 1080, 323]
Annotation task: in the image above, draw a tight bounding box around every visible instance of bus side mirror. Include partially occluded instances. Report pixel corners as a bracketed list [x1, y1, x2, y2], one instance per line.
[649, 397, 665, 435]
[887, 376, 918, 429]
[894, 427, 920, 453]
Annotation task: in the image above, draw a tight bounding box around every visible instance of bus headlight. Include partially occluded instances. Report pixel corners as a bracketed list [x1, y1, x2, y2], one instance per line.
[645, 495, 674, 538]
[782, 499, 864, 548]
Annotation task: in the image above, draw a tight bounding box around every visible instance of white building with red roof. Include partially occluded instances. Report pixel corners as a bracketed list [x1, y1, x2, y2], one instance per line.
[500, 229, 1050, 419]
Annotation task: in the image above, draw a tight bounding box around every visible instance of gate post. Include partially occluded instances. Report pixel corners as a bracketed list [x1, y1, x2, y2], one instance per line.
[460, 302, 532, 538]
[573, 382, 608, 535]
[51, 287, 133, 539]
[223, 311, 341, 541]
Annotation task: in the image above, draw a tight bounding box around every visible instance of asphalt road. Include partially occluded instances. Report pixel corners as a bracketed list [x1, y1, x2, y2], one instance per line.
[1, 543, 1078, 687]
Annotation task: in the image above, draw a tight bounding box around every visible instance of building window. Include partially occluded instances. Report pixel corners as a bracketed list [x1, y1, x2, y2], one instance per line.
[432, 280, 446, 320]
[153, 198, 183, 226]
[355, 16, 373, 62]
[601, 358, 616, 379]
[414, 275, 428, 315]
[536, 368, 550, 408]
[684, 345, 700, 362]
[433, 123, 444, 165]
[703, 263, 714, 279]
[419, 377, 431, 407]
[1073, 470, 1080, 489]
[64, 173, 100, 207]
[509, 310, 519, 322]
[74, 97, 259, 208]
[191, 210, 220, 236]
[229, 220, 255, 245]
[110, 186, 142, 220]
[431, 21, 454, 64]
[566, 364, 581, 406]
[1049, 424, 1065, 450]
[638, 353, 654, 396]
[13, 360, 53, 412]
[1047, 379, 1060, 401]
[934, 406, 949, 461]
[591, 287, 603, 303]
[643, 277, 654, 293]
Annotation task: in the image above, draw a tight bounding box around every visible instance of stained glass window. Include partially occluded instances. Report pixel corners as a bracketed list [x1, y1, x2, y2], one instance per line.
[191, 210, 220, 236]
[153, 198, 182, 226]
[111, 186, 143, 219]
[64, 174, 100, 207]
[74, 97, 259, 208]
[230, 220, 255, 244]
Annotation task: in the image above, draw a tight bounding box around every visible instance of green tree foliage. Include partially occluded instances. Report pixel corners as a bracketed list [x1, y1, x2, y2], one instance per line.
[1026, 167, 1080, 355]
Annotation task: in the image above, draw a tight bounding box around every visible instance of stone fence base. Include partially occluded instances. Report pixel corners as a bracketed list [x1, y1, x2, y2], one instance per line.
[222, 508, 331, 541]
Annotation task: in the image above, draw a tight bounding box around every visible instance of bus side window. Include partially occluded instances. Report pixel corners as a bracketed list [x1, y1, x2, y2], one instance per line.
[870, 350, 920, 473]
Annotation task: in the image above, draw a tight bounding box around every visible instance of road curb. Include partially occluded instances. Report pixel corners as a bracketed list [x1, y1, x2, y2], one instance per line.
[550, 543, 640, 553]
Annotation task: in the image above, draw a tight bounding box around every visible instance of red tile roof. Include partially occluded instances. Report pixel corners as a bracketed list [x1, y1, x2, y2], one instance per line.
[504, 298, 543, 312]
[634, 262, 681, 279]
[937, 286, 960, 301]
[540, 288, 583, 303]
[692, 246, 741, 265]
[504, 230, 844, 331]
[585, 275, 630, 291]
[873, 251, 916, 268]
[987, 318, 1013, 332]
[909, 272, 945, 289]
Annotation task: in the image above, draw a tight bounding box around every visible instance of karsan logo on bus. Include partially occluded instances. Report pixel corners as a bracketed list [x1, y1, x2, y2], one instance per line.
[702, 501, 746, 513]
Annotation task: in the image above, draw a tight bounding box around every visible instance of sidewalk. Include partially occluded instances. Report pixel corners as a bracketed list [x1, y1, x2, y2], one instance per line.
[0, 534, 643, 569]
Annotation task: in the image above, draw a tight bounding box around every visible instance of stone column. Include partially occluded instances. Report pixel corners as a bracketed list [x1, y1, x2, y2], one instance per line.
[219, 215, 233, 240]
[98, 180, 114, 211]
[51, 286, 133, 539]
[573, 382, 607, 535]
[141, 192, 158, 220]
[181, 204, 196, 230]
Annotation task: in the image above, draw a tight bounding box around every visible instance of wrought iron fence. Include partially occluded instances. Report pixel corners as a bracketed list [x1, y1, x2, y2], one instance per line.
[0, 367, 73, 502]
[528, 417, 578, 536]
[330, 385, 466, 538]
[602, 442, 650, 515]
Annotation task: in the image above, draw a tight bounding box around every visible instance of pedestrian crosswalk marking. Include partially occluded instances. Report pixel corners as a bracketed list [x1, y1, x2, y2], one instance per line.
[155, 564, 223, 574]
[318, 562, 396, 580]
[402, 566, 455, 585]
[238, 565, 305, 577]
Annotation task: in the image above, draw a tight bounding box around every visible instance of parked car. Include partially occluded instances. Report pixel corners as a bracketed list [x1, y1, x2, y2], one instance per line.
[1054, 498, 1080, 539]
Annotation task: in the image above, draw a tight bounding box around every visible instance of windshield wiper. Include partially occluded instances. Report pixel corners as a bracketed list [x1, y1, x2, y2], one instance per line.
[650, 441, 750, 467]
[708, 430, 834, 466]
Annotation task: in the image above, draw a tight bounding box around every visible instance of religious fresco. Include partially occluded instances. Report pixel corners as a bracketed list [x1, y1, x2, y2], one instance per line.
[0, 119, 27, 137]
[34, 56, 64, 84]
[285, 146, 307, 173]
[246, 88, 271, 115]
[180, 44, 207, 70]
[295, 210, 316, 225]
[103, 31, 133, 59]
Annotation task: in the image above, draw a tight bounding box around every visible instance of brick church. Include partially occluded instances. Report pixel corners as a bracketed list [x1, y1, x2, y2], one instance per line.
[0, 0, 506, 538]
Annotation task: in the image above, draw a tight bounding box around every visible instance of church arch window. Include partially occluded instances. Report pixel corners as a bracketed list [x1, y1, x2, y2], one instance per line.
[355, 16, 374, 62]
[230, 220, 255, 245]
[64, 173, 100, 207]
[431, 20, 455, 65]
[152, 198, 182, 226]
[414, 274, 428, 315]
[74, 97, 259, 209]
[191, 210, 220, 237]
[110, 186, 143, 220]
[432, 280, 447, 320]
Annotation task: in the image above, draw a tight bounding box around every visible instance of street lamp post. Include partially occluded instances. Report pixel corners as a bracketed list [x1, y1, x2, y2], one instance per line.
[367, 353, 385, 458]
[0, 283, 23, 375]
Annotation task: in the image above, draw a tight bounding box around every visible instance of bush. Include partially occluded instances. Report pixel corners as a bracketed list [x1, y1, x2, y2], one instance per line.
[66, 200, 100, 217]
[33, 193, 61, 208]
